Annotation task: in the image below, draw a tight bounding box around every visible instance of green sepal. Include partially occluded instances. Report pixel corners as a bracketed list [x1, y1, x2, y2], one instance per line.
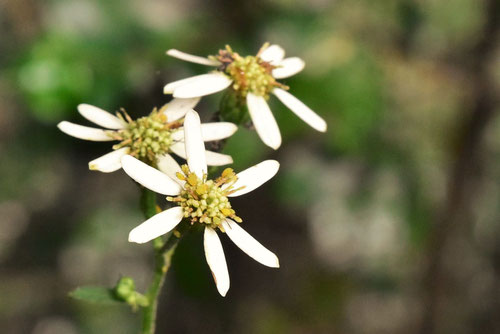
[219, 89, 251, 125]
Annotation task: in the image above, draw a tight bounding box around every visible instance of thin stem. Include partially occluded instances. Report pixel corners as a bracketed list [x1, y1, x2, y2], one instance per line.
[140, 187, 158, 220]
[139, 188, 181, 334]
[141, 233, 179, 334]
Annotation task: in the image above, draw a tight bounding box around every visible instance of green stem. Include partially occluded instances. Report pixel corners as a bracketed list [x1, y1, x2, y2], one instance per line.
[141, 233, 179, 334]
[139, 188, 181, 334]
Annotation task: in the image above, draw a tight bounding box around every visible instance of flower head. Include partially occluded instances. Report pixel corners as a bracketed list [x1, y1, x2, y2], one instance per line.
[110, 107, 177, 162]
[57, 98, 237, 172]
[120, 110, 280, 296]
[164, 43, 327, 150]
[168, 165, 243, 228]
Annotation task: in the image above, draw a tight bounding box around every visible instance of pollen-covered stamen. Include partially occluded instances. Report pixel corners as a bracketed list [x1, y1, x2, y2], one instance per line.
[214, 44, 287, 98]
[110, 108, 182, 163]
[167, 165, 244, 229]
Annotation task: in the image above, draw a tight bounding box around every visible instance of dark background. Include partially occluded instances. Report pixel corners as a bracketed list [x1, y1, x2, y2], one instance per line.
[0, 0, 499, 333]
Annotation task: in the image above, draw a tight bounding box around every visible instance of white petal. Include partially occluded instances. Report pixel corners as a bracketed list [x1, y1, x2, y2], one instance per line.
[120, 155, 181, 195]
[169, 142, 187, 158]
[170, 142, 233, 167]
[246, 93, 282, 149]
[163, 97, 201, 121]
[183, 110, 207, 177]
[222, 219, 279, 268]
[57, 121, 115, 141]
[171, 122, 237, 142]
[200, 122, 238, 141]
[170, 129, 185, 142]
[129, 207, 183, 244]
[77, 104, 126, 129]
[167, 49, 221, 66]
[273, 88, 327, 132]
[272, 57, 305, 79]
[88, 147, 130, 173]
[260, 44, 285, 64]
[172, 73, 232, 99]
[224, 160, 279, 197]
[157, 154, 184, 185]
[164, 76, 201, 94]
[204, 150, 233, 166]
[204, 227, 230, 297]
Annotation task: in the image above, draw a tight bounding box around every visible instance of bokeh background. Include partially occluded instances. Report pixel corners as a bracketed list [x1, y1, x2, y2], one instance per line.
[1, 0, 499, 333]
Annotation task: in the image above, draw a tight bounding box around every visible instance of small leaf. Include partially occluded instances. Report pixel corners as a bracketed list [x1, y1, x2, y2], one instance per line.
[69, 286, 124, 304]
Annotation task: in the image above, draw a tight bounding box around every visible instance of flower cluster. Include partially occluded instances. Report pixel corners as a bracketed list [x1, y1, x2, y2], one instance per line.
[59, 42, 326, 297]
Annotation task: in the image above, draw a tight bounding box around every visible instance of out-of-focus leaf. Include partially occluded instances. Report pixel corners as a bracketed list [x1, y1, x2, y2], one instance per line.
[69, 286, 123, 304]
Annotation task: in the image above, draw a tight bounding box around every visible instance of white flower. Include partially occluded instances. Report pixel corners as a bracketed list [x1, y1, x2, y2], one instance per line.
[164, 44, 327, 150]
[120, 110, 280, 296]
[57, 98, 237, 172]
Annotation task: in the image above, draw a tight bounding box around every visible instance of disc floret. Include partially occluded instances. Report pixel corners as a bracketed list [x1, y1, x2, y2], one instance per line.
[111, 108, 181, 163]
[214, 44, 287, 99]
[168, 165, 243, 229]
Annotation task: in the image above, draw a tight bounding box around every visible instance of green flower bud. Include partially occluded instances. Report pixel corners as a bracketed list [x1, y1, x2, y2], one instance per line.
[115, 276, 136, 301]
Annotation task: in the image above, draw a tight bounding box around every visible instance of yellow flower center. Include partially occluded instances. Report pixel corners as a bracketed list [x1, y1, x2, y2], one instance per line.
[111, 108, 181, 163]
[214, 44, 285, 99]
[167, 165, 243, 229]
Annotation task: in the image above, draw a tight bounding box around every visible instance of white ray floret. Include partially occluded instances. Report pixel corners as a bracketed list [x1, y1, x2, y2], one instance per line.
[170, 142, 233, 166]
[167, 49, 221, 66]
[129, 207, 184, 244]
[171, 122, 238, 142]
[272, 57, 305, 79]
[183, 110, 208, 177]
[162, 97, 201, 121]
[163, 76, 203, 94]
[157, 154, 184, 185]
[199, 122, 238, 141]
[273, 88, 327, 132]
[203, 150, 234, 166]
[121, 155, 182, 195]
[77, 104, 126, 129]
[222, 219, 279, 268]
[57, 121, 114, 141]
[259, 44, 285, 64]
[204, 227, 230, 297]
[224, 160, 280, 197]
[89, 147, 130, 173]
[172, 73, 233, 99]
[246, 93, 282, 150]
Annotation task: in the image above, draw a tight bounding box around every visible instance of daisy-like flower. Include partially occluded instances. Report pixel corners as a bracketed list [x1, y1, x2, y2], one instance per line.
[57, 98, 237, 172]
[120, 110, 280, 296]
[164, 43, 327, 150]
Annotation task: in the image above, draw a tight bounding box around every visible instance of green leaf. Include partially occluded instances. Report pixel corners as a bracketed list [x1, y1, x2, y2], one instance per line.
[69, 286, 124, 304]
